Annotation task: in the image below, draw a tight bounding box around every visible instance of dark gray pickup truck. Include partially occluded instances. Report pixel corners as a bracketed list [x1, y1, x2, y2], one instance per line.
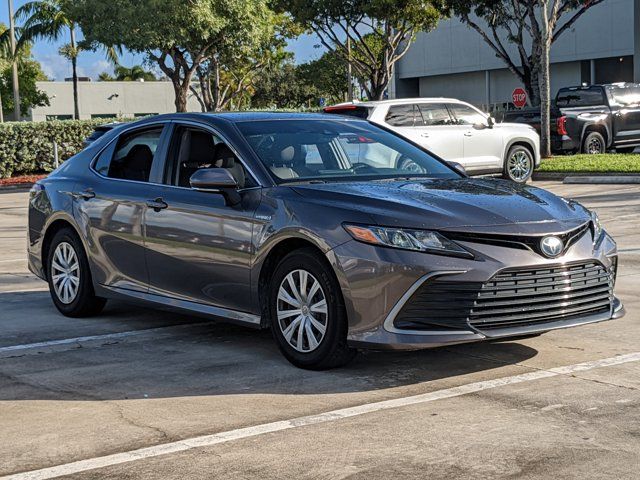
[502, 83, 640, 154]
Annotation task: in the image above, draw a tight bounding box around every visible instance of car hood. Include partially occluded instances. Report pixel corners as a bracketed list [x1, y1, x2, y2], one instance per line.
[291, 178, 590, 235]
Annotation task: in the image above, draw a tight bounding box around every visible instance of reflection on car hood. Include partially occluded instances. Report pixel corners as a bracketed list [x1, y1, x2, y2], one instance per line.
[291, 178, 590, 234]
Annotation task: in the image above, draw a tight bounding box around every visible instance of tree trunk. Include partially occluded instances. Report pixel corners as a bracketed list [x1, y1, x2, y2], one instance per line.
[70, 27, 80, 120]
[539, 2, 552, 158]
[172, 79, 189, 112]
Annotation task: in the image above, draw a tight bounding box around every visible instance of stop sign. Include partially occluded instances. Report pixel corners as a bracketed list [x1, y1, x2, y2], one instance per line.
[512, 88, 527, 108]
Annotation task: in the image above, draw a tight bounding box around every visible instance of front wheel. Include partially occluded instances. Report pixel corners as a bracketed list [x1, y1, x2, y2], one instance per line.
[47, 228, 106, 317]
[503, 145, 534, 183]
[269, 248, 356, 370]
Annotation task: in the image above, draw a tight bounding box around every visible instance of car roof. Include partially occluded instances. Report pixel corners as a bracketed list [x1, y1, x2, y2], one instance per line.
[334, 98, 465, 107]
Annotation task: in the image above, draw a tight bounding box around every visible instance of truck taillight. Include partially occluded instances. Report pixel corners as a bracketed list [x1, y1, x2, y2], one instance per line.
[556, 116, 567, 136]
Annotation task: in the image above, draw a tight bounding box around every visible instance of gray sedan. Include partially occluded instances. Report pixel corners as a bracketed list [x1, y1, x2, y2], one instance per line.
[27, 113, 624, 369]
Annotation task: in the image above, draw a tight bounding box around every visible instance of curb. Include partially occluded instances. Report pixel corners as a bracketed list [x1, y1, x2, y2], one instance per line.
[563, 176, 640, 184]
[533, 171, 640, 182]
[0, 183, 35, 192]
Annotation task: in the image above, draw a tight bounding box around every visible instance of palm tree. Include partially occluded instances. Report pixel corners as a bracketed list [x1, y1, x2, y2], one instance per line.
[16, 1, 81, 119]
[114, 65, 156, 82]
[16, 0, 119, 119]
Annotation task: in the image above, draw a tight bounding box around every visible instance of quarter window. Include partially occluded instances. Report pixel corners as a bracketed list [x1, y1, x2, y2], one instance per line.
[94, 127, 163, 182]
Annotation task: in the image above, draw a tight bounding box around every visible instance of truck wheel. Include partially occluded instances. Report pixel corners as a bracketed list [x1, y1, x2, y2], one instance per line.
[503, 145, 533, 183]
[582, 132, 606, 154]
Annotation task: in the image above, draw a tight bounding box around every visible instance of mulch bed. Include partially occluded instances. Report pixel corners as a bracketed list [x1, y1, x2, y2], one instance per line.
[0, 174, 47, 187]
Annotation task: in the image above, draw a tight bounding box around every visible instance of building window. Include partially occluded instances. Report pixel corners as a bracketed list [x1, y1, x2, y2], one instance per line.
[91, 114, 118, 119]
[45, 115, 73, 121]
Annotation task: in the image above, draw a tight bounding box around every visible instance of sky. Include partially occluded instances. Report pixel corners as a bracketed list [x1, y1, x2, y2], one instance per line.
[0, 0, 323, 81]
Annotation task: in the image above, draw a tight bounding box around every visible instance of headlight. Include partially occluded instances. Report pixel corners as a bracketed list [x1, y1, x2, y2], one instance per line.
[590, 210, 603, 243]
[343, 224, 473, 258]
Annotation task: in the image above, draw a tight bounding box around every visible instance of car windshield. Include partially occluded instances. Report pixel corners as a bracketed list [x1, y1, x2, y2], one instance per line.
[608, 85, 640, 106]
[236, 119, 458, 183]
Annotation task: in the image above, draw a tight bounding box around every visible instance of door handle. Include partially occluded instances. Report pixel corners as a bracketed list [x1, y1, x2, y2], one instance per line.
[464, 132, 473, 137]
[146, 198, 168, 211]
[72, 189, 95, 200]
[420, 132, 430, 137]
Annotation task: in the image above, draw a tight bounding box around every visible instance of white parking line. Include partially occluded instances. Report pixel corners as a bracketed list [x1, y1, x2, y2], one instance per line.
[4, 351, 640, 480]
[0, 323, 205, 359]
[0, 288, 48, 295]
[0, 258, 24, 263]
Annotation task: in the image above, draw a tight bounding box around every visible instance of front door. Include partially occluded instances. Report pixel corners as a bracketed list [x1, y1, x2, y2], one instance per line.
[447, 103, 503, 172]
[142, 124, 261, 313]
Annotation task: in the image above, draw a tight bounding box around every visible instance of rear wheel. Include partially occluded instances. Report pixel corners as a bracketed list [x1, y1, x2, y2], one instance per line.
[582, 131, 606, 154]
[269, 248, 356, 370]
[503, 145, 534, 183]
[47, 228, 106, 317]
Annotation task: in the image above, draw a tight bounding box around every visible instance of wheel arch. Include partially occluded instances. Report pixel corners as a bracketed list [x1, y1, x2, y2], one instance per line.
[582, 123, 610, 149]
[256, 235, 340, 329]
[41, 215, 85, 281]
[505, 138, 536, 160]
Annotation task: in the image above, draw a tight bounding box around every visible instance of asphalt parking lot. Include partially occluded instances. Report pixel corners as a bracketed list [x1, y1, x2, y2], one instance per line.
[1, 181, 639, 479]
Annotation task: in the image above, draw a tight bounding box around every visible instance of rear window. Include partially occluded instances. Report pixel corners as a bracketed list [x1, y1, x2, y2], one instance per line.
[556, 87, 605, 107]
[323, 105, 371, 119]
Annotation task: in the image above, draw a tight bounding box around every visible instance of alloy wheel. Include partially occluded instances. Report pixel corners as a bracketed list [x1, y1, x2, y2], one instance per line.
[51, 242, 80, 304]
[507, 150, 532, 182]
[276, 269, 328, 353]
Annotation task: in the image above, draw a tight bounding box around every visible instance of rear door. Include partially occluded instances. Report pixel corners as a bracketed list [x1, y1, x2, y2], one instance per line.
[606, 85, 640, 147]
[76, 124, 169, 292]
[447, 102, 503, 172]
[141, 122, 262, 314]
[384, 103, 464, 163]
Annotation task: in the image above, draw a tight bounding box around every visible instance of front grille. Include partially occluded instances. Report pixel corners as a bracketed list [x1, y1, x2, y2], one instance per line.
[469, 262, 613, 331]
[393, 261, 613, 332]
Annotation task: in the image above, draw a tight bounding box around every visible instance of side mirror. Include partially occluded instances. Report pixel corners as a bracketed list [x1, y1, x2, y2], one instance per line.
[189, 168, 241, 205]
[487, 116, 495, 128]
[448, 161, 467, 177]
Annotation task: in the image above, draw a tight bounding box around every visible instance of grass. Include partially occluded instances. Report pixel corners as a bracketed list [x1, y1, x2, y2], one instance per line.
[539, 153, 640, 173]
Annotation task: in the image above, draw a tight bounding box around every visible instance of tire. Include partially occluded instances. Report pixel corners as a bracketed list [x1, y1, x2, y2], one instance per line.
[269, 247, 356, 370]
[46, 227, 107, 317]
[582, 131, 606, 154]
[503, 145, 534, 183]
[616, 146, 636, 154]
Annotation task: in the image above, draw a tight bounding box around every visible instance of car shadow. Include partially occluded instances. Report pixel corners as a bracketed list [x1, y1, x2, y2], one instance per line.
[0, 293, 539, 401]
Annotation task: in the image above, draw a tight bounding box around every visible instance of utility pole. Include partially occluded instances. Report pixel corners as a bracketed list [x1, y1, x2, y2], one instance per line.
[346, 35, 353, 102]
[8, 0, 21, 121]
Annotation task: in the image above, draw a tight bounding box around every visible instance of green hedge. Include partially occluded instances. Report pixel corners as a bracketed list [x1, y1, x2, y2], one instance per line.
[0, 119, 118, 179]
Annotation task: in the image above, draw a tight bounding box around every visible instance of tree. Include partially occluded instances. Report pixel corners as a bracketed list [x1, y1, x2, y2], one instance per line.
[0, 24, 49, 118]
[297, 50, 349, 104]
[189, 13, 289, 112]
[251, 61, 317, 109]
[72, 0, 276, 112]
[443, 0, 606, 157]
[98, 65, 157, 82]
[16, 0, 82, 119]
[277, 0, 445, 100]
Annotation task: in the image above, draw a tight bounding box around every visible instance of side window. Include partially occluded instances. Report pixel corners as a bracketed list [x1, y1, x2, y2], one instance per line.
[94, 127, 163, 182]
[385, 104, 419, 127]
[448, 104, 487, 126]
[167, 126, 256, 189]
[418, 104, 453, 126]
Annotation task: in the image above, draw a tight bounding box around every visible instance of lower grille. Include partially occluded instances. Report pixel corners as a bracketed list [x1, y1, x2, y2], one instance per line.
[393, 261, 613, 332]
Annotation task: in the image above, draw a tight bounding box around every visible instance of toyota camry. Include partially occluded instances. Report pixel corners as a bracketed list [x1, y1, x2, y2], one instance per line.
[28, 113, 624, 369]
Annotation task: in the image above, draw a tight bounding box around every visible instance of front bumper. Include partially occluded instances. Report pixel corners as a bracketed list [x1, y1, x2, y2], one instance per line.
[332, 229, 623, 350]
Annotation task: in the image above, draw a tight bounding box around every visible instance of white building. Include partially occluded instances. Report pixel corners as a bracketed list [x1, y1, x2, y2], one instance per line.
[28, 80, 202, 121]
[393, 0, 639, 109]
